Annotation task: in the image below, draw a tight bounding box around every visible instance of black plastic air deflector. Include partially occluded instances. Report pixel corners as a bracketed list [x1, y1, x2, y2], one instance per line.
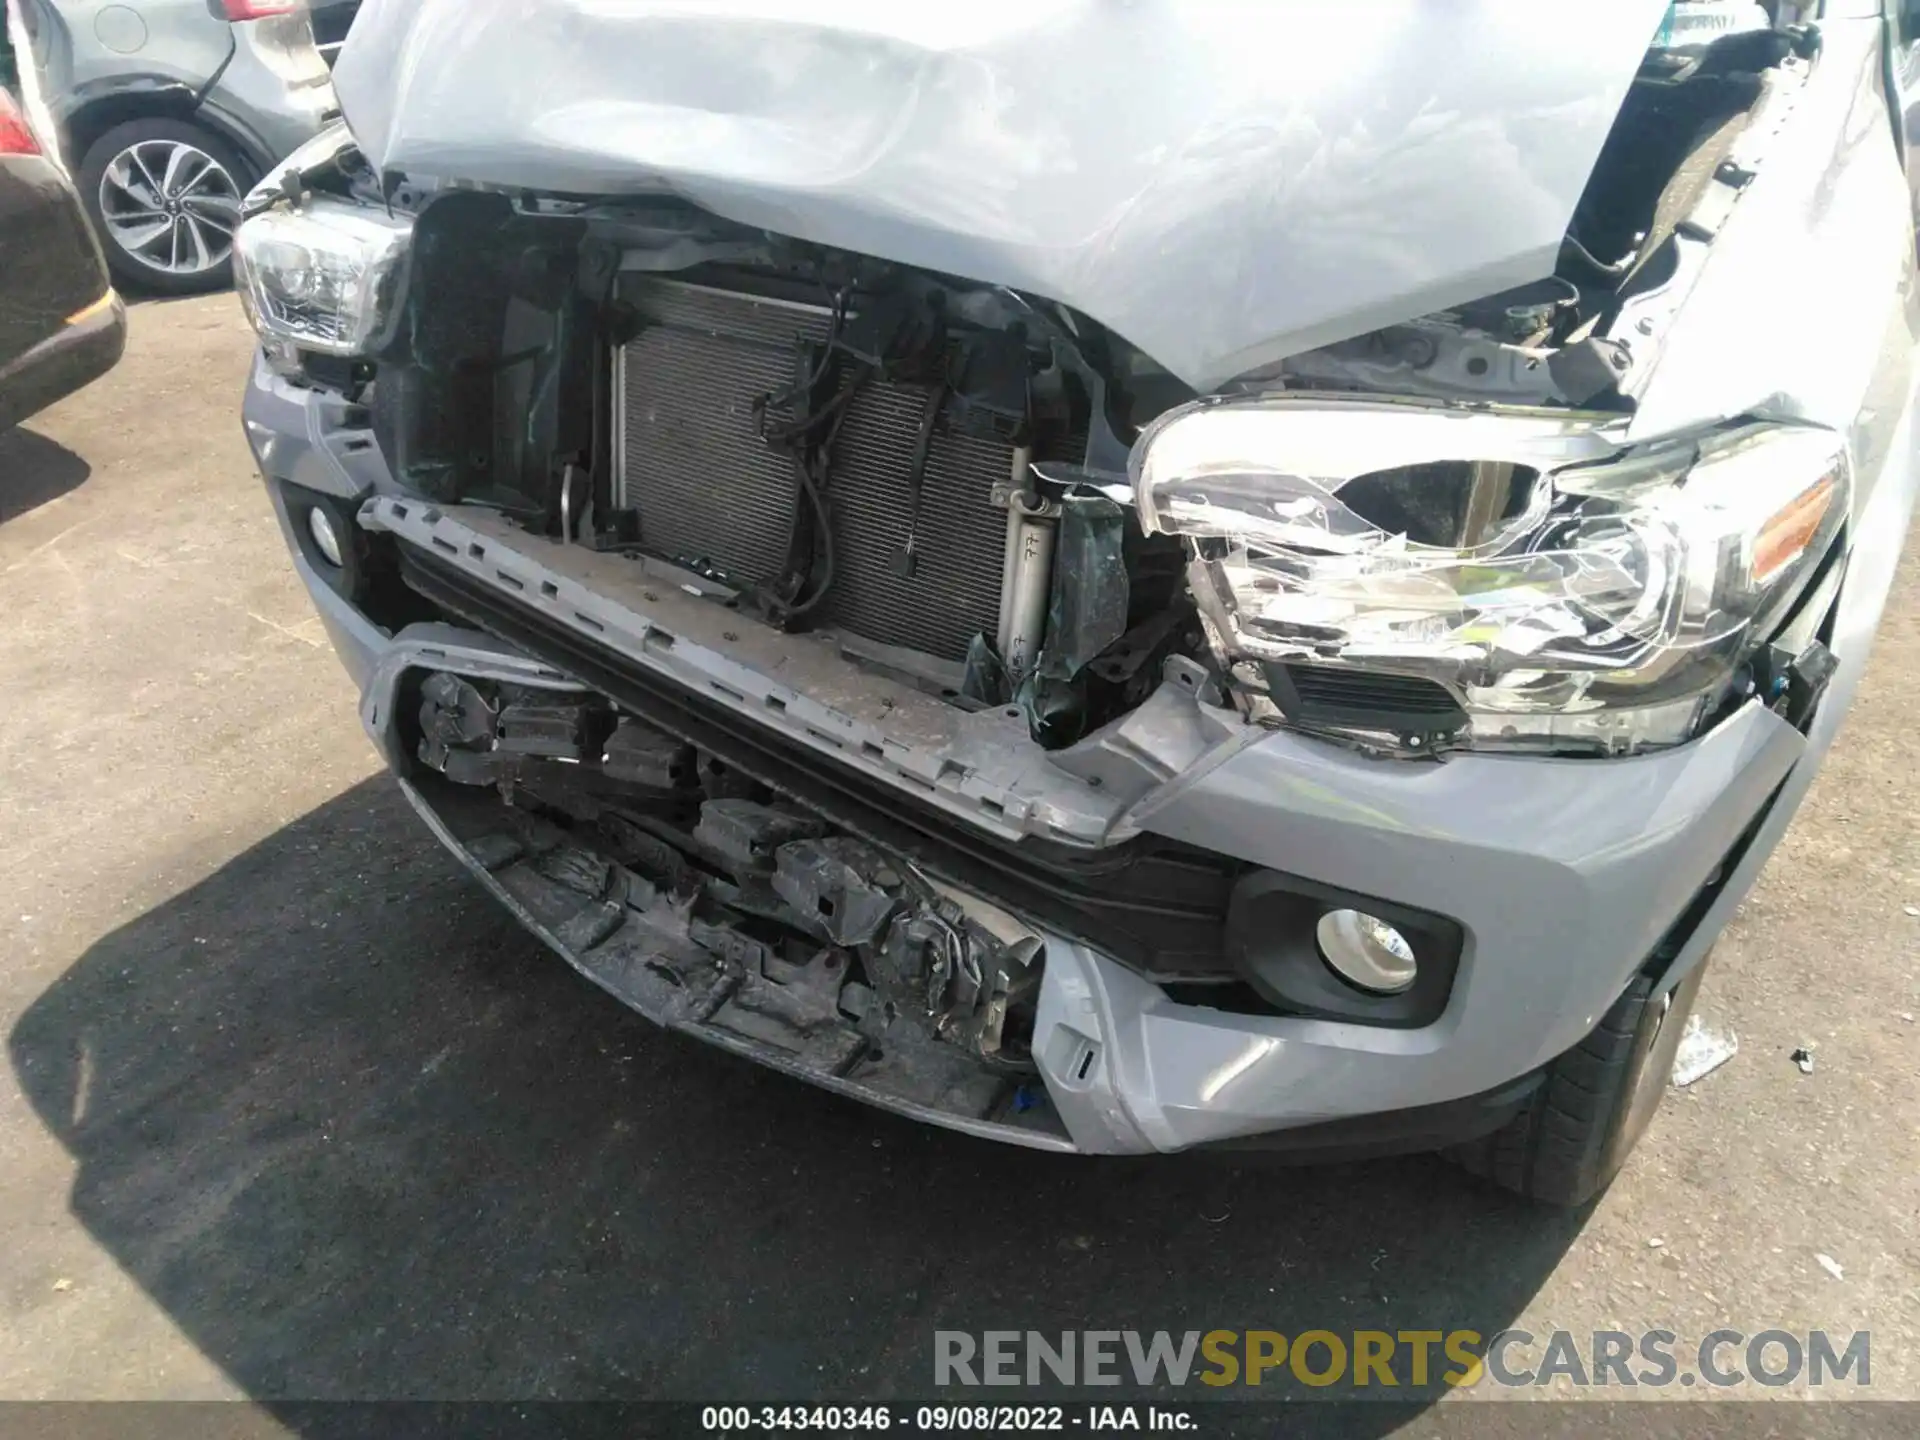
[1265, 662, 1466, 744]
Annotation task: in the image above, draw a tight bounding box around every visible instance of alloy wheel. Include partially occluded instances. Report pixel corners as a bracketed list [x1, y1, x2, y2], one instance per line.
[97, 139, 241, 277]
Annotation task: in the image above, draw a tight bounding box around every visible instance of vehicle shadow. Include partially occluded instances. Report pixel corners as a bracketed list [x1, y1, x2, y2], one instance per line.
[125, 289, 233, 307]
[9, 778, 1585, 1418]
[0, 427, 91, 525]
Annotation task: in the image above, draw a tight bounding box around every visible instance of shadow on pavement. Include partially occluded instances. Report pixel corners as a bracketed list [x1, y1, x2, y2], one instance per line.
[0, 427, 91, 525]
[10, 778, 1586, 1414]
[126, 290, 233, 307]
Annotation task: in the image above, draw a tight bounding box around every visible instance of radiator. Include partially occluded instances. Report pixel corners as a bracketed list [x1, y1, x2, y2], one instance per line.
[614, 277, 1016, 663]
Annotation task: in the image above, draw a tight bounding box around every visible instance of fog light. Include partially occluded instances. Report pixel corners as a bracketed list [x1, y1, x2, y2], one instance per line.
[306, 504, 344, 568]
[1315, 909, 1417, 995]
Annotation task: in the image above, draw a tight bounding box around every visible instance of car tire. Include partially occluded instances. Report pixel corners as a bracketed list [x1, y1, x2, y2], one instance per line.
[1444, 955, 1710, 1207]
[77, 118, 253, 296]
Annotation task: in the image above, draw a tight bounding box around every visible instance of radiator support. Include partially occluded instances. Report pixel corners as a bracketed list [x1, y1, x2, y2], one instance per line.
[611, 274, 1034, 666]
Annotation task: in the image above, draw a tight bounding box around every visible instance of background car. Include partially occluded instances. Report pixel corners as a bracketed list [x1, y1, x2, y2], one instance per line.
[0, 83, 124, 430]
[11, 0, 337, 294]
[308, 0, 354, 66]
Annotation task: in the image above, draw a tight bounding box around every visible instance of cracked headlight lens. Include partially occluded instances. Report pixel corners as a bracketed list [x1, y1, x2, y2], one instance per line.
[233, 196, 410, 356]
[1134, 398, 1847, 754]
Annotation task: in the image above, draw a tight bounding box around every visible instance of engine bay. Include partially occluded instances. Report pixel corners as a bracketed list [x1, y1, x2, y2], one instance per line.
[302, 22, 1808, 762]
[600, 265, 1193, 748]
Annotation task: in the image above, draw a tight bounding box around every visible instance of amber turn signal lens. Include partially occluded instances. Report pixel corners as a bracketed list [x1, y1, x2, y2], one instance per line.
[1753, 474, 1838, 585]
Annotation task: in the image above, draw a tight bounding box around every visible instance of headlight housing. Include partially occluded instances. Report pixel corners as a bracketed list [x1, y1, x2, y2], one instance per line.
[233, 194, 411, 356]
[1134, 397, 1847, 755]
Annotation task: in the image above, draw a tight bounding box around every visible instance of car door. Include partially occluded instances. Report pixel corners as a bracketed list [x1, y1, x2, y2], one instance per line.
[31, 1, 238, 126]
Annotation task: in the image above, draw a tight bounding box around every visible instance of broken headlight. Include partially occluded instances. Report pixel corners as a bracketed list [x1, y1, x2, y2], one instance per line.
[1134, 398, 1848, 755]
[234, 193, 410, 356]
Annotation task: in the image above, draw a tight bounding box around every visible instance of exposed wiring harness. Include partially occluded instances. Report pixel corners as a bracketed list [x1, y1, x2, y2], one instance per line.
[753, 284, 868, 622]
[895, 369, 951, 579]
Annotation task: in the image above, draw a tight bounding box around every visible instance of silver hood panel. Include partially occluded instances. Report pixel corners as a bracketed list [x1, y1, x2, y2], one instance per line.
[335, 0, 1667, 391]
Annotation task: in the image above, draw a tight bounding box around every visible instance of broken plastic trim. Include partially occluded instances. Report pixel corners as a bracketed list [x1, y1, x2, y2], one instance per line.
[400, 771, 1075, 1150]
[412, 657, 1055, 1106]
[374, 518, 1247, 979]
[399, 629, 1080, 1110]
[1017, 493, 1130, 748]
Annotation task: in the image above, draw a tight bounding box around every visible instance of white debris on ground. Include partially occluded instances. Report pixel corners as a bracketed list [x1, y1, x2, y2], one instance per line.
[1816, 1254, 1845, 1281]
[1791, 1046, 1816, 1075]
[1672, 1014, 1739, 1086]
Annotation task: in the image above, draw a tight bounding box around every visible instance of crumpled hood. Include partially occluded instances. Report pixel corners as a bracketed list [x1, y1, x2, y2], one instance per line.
[336, 0, 1666, 391]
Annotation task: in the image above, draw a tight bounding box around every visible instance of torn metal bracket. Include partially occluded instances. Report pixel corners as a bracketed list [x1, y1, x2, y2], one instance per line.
[1017, 492, 1131, 747]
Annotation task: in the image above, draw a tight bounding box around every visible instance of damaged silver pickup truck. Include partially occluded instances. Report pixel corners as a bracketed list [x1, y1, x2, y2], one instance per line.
[236, 0, 1919, 1204]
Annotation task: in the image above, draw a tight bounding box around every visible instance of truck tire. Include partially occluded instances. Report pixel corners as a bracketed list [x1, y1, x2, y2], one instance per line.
[1446, 956, 1709, 1207]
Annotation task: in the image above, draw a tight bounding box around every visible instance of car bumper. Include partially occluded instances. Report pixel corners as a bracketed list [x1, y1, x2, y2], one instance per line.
[245, 357, 1911, 1158]
[0, 291, 126, 432]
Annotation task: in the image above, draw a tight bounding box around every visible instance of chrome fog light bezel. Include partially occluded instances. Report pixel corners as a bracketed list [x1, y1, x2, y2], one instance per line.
[1315, 908, 1418, 996]
[306, 503, 345, 569]
[282, 482, 378, 607]
[1223, 871, 1462, 1029]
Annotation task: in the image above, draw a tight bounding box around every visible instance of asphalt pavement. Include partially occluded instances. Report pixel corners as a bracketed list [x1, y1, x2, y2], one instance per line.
[1, 296, 1916, 1425]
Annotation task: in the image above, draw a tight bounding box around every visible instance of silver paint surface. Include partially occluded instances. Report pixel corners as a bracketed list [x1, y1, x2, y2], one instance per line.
[333, 0, 1667, 389]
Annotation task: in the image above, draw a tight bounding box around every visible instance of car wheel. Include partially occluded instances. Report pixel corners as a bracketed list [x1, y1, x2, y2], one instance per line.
[1444, 955, 1710, 1207]
[78, 119, 251, 296]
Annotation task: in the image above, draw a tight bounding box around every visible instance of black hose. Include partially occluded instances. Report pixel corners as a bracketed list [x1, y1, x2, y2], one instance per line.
[757, 285, 850, 417]
[754, 287, 859, 621]
[1561, 232, 1638, 279]
[894, 376, 948, 577]
[779, 470, 837, 619]
[759, 378, 861, 446]
[777, 370, 865, 619]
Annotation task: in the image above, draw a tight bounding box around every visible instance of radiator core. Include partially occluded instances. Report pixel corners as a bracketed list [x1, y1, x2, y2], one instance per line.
[614, 277, 1016, 663]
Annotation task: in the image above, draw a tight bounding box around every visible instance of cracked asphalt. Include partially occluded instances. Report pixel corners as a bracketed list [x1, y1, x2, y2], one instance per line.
[0, 296, 1916, 1429]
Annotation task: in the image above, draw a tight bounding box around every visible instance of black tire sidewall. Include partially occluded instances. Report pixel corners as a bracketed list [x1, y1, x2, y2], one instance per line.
[1445, 950, 1715, 1206]
[77, 118, 254, 296]
[1599, 957, 1711, 1184]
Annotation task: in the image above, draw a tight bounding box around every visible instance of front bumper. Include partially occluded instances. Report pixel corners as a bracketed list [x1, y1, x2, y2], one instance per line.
[246, 362, 1878, 1159]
